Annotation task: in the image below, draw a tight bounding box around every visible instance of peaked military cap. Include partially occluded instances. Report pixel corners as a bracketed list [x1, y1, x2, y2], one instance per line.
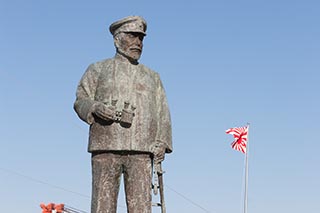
[109, 16, 147, 36]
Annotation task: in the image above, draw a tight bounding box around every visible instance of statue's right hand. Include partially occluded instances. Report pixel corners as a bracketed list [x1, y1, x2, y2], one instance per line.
[93, 103, 115, 121]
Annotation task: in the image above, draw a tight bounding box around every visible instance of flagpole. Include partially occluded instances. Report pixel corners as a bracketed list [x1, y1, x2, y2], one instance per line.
[243, 124, 250, 213]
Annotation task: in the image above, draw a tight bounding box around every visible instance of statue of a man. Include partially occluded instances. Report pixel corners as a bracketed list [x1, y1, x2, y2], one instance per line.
[74, 16, 172, 213]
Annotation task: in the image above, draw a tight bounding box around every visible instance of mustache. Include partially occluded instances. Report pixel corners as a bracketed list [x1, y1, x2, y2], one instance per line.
[129, 46, 142, 51]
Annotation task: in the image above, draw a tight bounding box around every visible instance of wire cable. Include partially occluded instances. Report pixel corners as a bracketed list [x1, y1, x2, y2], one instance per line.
[165, 184, 213, 213]
[64, 205, 88, 213]
[0, 167, 90, 199]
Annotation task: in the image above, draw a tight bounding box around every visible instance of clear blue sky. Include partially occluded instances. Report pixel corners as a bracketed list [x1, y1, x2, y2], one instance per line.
[1, 0, 319, 212]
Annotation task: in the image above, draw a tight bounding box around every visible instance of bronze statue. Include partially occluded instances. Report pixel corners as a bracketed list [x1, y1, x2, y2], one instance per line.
[74, 16, 172, 213]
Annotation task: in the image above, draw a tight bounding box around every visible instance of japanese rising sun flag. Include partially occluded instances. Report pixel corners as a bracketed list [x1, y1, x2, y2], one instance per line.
[226, 125, 249, 154]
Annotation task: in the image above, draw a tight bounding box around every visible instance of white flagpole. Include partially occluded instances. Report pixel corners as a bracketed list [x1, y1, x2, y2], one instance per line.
[243, 124, 250, 213]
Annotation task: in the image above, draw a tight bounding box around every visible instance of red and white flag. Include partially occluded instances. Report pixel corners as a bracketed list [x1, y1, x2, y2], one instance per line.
[226, 125, 249, 154]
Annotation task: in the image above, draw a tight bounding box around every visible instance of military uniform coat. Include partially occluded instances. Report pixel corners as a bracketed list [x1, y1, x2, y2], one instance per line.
[74, 57, 172, 154]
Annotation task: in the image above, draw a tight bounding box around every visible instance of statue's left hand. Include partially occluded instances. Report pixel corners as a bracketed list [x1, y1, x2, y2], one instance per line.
[152, 143, 166, 164]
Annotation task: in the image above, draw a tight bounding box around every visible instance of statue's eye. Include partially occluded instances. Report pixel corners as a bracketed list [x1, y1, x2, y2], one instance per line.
[127, 34, 135, 38]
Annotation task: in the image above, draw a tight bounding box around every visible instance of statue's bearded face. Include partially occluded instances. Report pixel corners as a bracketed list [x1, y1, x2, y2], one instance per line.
[115, 32, 144, 62]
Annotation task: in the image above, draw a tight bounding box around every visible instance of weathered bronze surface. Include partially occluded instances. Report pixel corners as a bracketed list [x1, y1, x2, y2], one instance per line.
[74, 16, 172, 213]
